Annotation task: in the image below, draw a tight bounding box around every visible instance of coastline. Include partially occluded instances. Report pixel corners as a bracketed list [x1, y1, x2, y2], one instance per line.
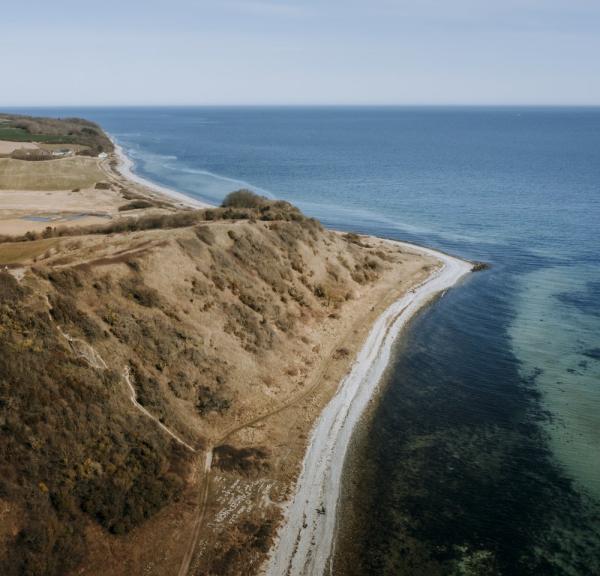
[2, 109, 596, 576]
[265, 242, 472, 576]
[110, 137, 212, 209]
[105, 137, 473, 575]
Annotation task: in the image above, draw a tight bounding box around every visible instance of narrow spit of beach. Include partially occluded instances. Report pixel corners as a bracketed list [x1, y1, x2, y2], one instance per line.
[265, 244, 472, 576]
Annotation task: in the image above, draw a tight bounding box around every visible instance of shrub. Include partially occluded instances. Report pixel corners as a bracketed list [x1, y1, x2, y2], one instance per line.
[343, 232, 366, 247]
[333, 347, 351, 359]
[194, 225, 215, 245]
[118, 200, 154, 211]
[0, 271, 27, 302]
[212, 445, 269, 475]
[126, 258, 141, 272]
[120, 277, 161, 308]
[222, 208, 251, 220]
[224, 302, 275, 352]
[49, 293, 103, 340]
[196, 386, 231, 416]
[47, 268, 84, 291]
[129, 362, 167, 420]
[222, 189, 267, 209]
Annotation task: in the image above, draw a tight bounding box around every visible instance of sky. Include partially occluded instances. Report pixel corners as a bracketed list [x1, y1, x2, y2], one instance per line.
[2, 0, 600, 106]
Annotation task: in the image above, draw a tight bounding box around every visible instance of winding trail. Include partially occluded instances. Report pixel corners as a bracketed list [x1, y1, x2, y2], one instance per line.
[48, 300, 196, 453]
[47, 299, 207, 575]
[123, 368, 197, 452]
[174, 283, 402, 576]
[265, 243, 472, 576]
[55, 325, 108, 370]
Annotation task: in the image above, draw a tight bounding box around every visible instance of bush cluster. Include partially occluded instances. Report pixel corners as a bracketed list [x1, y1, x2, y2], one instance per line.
[118, 199, 155, 211]
[213, 444, 269, 475]
[0, 277, 188, 576]
[196, 385, 231, 416]
[0, 113, 114, 155]
[222, 189, 267, 209]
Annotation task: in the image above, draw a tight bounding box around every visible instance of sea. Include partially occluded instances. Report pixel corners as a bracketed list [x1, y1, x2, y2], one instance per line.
[11, 106, 600, 575]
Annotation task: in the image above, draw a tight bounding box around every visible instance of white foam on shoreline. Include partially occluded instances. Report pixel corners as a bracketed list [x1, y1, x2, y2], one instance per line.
[176, 165, 275, 200]
[110, 137, 213, 209]
[265, 243, 472, 576]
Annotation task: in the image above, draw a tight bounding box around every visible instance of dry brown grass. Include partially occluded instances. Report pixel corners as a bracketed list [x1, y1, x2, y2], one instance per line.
[0, 198, 436, 576]
[0, 237, 60, 264]
[0, 156, 105, 190]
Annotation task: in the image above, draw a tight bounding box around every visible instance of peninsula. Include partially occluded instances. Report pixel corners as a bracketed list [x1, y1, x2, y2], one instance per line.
[0, 113, 471, 576]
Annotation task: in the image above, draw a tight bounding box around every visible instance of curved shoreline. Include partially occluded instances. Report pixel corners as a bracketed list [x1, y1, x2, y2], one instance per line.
[265, 244, 472, 576]
[109, 137, 212, 209]
[106, 136, 473, 575]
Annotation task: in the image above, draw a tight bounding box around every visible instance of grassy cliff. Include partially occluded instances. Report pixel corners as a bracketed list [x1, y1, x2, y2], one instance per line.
[0, 193, 403, 575]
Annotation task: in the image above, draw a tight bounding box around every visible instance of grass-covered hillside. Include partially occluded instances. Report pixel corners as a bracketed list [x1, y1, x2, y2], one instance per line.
[0, 193, 407, 575]
[0, 114, 113, 156]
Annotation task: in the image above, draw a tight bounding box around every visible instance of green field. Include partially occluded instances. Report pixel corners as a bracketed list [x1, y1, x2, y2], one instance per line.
[0, 126, 76, 144]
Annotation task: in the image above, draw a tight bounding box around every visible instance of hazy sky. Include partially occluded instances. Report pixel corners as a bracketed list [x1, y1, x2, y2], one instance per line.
[3, 0, 600, 105]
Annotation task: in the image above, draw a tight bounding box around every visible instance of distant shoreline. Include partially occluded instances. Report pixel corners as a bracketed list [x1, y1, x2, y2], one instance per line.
[109, 136, 212, 209]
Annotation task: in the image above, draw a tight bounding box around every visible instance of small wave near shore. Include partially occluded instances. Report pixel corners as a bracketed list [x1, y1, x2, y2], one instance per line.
[110, 137, 212, 209]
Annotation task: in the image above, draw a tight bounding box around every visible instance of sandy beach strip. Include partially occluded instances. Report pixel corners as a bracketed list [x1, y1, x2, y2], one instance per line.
[110, 138, 212, 209]
[265, 243, 472, 576]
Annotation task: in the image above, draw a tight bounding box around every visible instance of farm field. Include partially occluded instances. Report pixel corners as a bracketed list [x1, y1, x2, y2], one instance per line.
[0, 156, 105, 190]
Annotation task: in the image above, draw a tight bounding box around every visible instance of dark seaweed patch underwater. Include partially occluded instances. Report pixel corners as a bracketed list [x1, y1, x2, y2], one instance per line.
[334, 267, 600, 575]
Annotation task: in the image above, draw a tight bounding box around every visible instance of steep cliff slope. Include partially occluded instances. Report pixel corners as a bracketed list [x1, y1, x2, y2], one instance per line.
[0, 199, 435, 575]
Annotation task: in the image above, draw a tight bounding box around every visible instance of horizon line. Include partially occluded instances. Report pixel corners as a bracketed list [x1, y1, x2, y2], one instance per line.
[2, 103, 600, 109]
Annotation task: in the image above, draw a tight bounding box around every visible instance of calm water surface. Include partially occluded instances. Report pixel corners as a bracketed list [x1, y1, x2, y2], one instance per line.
[12, 107, 600, 574]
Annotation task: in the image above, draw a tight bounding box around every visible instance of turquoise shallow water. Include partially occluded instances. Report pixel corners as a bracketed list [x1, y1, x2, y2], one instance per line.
[10, 106, 600, 573]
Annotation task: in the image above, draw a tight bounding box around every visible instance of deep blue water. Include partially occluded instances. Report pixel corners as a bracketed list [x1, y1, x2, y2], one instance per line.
[9, 106, 600, 574]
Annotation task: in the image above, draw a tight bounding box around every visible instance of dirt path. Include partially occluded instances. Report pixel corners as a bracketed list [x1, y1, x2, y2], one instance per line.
[176, 451, 213, 576]
[123, 367, 196, 452]
[55, 325, 108, 370]
[46, 296, 197, 452]
[174, 282, 400, 576]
